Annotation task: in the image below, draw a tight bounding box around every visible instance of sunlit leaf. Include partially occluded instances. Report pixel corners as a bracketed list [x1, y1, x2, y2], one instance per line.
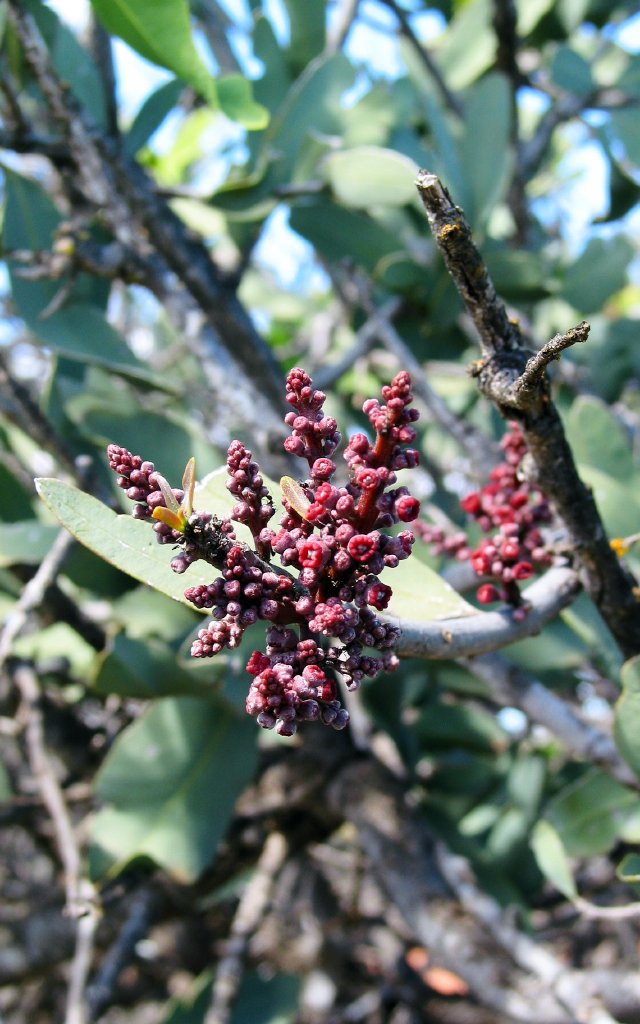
[614, 655, 640, 780]
[530, 820, 577, 899]
[35, 479, 212, 608]
[322, 147, 418, 209]
[89, 0, 217, 104]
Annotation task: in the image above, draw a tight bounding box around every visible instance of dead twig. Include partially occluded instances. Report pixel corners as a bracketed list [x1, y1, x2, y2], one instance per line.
[205, 832, 288, 1024]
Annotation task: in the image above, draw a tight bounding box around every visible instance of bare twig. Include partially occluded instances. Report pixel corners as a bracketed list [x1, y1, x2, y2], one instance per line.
[88, 14, 119, 139]
[513, 320, 591, 398]
[394, 565, 581, 660]
[0, 528, 76, 669]
[12, 662, 97, 1024]
[87, 886, 161, 1020]
[193, 0, 242, 75]
[6, 1, 287, 443]
[313, 297, 402, 390]
[574, 896, 640, 921]
[415, 169, 640, 658]
[0, 349, 80, 480]
[464, 651, 638, 788]
[518, 90, 638, 182]
[379, 0, 464, 117]
[436, 845, 624, 1024]
[328, 758, 579, 1023]
[205, 832, 288, 1024]
[326, 0, 360, 53]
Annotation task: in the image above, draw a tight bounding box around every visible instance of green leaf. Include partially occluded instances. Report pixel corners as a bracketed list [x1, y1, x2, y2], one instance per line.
[614, 655, 640, 780]
[575, 465, 640, 538]
[35, 479, 213, 608]
[516, 0, 555, 35]
[564, 396, 635, 481]
[92, 634, 213, 699]
[0, 522, 59, 567]
[386, 548, 477, 621]
[230, 971, 300, 1024]
[282, 0, 325, 75]
[89, 697, 258, 881]
[322, 147, 418, 209]
[560, 236, 633, 313]
[124, 79, 183, 156]
[530, 820, 577, 899]
[551, 45, 594, 96]
[89, 0, 217, 104]
[0, 758, 13, 802]
[460, 74, 512, 229]
[435, 0, 495, 90]
[413, 697, 508, 752]
[13, 623, 97, 676]
[218, 75, 269, 131]
[3, 172, 165, 388]
[617, 852, 640, 883]
[610, 106, 640, 167]
[290, 199, 406, 273]
[545, 768, 640, 857]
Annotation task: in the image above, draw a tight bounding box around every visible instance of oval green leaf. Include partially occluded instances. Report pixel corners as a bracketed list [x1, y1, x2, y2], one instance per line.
[89, 697, 258, 881]
[385, 550, 477, 622]
[531, 820, 577, 900]
[89, 0, 217, 105]
[322, 147, 418, 209]
[614, 655, 640, 780]
[35, 478, 212, 608]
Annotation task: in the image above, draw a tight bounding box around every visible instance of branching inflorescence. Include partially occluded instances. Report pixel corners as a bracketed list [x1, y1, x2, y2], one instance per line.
[107, 369, 421, 735]
[415, 423, 552, 617]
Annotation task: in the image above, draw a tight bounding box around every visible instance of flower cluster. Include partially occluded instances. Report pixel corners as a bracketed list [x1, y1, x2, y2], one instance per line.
[107, 369, 421, 736]
[415, 423, 552, 616]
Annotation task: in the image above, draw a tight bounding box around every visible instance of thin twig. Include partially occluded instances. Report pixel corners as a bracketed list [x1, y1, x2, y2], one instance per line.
[314, 297, 402, 390]
[205, 832, 288, 1024]
[436, 845, 624, 1024]
[87, 886, 161, 1020]
[464, 651, 638, 789]
[573, 896, 640, 920]
[379, 0, 464, 117]
[326, 0, 360, 53]
[327, 758, 573, 1023]
[513, 321, 590, 398]
[12, 662, 97, 1024]
[394, 565, 581, 660]
[353, 278, 500, 472]
[0, 528, 76, 669]
[0, 349, 80, 480]
[6, 1, 287, 443]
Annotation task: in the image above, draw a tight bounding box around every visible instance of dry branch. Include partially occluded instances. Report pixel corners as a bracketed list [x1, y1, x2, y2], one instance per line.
[415, 169, 640, 658]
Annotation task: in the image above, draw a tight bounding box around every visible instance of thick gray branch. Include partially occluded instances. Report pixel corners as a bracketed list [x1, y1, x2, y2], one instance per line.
[394, 566, 580, 659]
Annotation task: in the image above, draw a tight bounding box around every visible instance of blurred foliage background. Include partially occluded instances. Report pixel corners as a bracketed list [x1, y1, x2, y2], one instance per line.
[1, 1, 640, 1022]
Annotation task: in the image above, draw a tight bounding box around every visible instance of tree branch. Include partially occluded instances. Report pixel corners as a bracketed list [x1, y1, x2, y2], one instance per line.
[12, 662, 97, 1024]
[415, 169, 640, 658]
[464, 652, 638, 788]
[5, 0, 286, 441]
[395, 565, 581, 659]
[327, 756, 626, 1024]
[205, 832, 288, 1024]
